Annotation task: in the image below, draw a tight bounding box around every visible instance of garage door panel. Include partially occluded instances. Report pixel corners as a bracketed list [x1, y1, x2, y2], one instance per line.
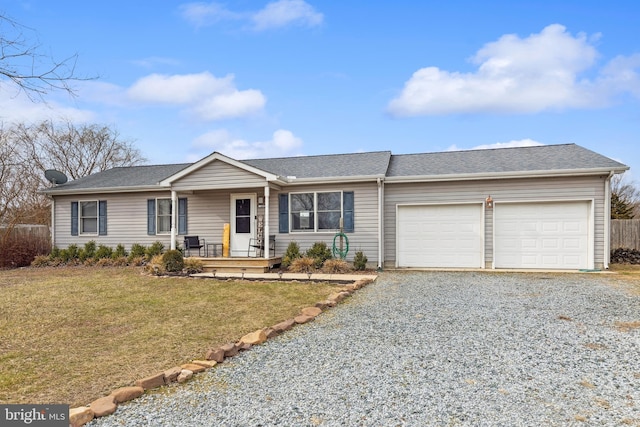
[397, 204, 483, 268]
[495, 202, 589, 269]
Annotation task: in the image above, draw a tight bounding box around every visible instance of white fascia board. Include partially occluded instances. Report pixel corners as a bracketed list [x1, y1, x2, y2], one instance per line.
[40, 185, 170, 196]
[159, 151, 279, 185]
[282, 174, 385, 185]
[384, 167, 630, 184]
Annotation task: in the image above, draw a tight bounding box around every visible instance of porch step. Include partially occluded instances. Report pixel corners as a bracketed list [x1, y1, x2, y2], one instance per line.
[196, 256, 282, 274]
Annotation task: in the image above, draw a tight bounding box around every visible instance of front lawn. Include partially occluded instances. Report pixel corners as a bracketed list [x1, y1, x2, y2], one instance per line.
[0, 267, 342, 407]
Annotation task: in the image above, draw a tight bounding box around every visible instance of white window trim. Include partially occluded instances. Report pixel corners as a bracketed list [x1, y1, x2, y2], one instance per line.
[156, 198, 172, 235]
[79, 200, 98, 235]
[290, 190, 343, 233]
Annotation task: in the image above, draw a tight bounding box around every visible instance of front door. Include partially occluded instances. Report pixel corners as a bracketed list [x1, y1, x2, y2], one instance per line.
[230, 194, 256, 257]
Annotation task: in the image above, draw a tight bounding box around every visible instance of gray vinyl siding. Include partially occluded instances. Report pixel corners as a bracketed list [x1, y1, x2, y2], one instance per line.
[54, 191, 175, 250]
[268, 182, 380, 263]
[171, 160, 267, 191]
[384, 175, 607, 269]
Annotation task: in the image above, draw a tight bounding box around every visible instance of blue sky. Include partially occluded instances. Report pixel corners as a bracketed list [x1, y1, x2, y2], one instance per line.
[2, 1, 639, 177]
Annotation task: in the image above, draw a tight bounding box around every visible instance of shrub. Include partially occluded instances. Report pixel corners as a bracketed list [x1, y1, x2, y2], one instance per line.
[95, 257, 113, 267]
[162, 249, 184, 272]
[83, 241, 97, 259]
[281, 241, 301, 268]
[129, 243, 147, 259]
[146, 241, 164, 259]
[322, 258, 352, 274]
[60, 245, 79, 263]
[183, 257, 204, 274]
[145, 254, 166, 275]
[113, 244, 127, 259]
[353, 250, 368, 271]
[112, 256, 129, 267]
[31, 255, 51, 267]
[94, 244, 113, 260]
[288, 256, 316, 273]
[50, 246, 61, 259]
[128, 256, 146, 267]
[306, 241, 332, 269]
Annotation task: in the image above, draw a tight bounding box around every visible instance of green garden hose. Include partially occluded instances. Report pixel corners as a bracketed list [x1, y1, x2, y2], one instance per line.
[332, 232, 349, 259]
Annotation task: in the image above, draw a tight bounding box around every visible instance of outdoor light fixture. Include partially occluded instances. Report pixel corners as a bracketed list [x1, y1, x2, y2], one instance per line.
[486, 195, 493, 208]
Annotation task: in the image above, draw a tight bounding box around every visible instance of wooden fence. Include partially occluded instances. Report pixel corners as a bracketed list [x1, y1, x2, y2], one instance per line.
[611, 219, 640, 250]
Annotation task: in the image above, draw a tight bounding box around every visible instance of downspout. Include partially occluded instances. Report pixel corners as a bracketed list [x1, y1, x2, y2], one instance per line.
[377, 177, 383, 271]
[50, 196, 55, 249]
[170, 190, 177, 250]
[264, 186, 270, 260]
[603, 171, 614, 269]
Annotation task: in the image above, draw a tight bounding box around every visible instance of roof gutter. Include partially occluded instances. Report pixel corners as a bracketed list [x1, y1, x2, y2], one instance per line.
[384, 167, 629, 184]
[283, 174, 387, 185]
[39, 185, 173, 196]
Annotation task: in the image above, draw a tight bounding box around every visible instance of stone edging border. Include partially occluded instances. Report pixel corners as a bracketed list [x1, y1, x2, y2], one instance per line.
[69, 277, 376, 427]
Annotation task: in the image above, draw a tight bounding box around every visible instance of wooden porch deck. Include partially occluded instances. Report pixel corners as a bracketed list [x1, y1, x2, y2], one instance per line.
[190, 256, 283, 274]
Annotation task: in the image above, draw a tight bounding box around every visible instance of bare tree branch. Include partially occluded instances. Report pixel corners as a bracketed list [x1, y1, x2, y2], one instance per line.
[0, 14, 96, 101]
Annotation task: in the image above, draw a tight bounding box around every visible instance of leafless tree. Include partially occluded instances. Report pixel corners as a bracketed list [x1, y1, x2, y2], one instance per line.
[0, 120, 145, 228]
[0, 14, 92, 100]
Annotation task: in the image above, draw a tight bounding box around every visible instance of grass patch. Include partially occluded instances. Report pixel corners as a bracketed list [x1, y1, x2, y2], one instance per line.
[0, 266, 343, 407]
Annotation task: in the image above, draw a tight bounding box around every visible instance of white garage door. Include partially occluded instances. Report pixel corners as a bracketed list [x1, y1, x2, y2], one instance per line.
[494, 201, 590, 269]
[397, 204, 483, 268]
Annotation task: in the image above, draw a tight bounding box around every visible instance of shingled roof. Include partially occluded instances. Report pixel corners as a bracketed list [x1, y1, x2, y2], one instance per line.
[387, 144, 627, 178]
[41, 144, 627, 194]
[242, 151, 392, 179]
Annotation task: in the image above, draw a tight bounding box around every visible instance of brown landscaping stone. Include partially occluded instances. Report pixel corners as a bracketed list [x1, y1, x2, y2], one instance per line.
[327, 292, 346, 303]
[272, 318, 295, 332]
[205, 348, 225, 362]
[177, 369, 193, 383]
[89, 395, 117, 417]
[315, 301, 328, 309]
[69, 407, 94, 427]
[192, 360, 217, 369]
[237, 341, 252, 351]
[344, 284, 358, 292]
[265, 327, 278, 338]
[163, 367, 183, 384]
[240, 329, 267, 346]
[181, 363, 206, 373]
[325, 300, 336, 307]
[110, 386, 144, 403]
[301, 307, 322, 317]
[294, 314, 314, 324]
[135, 372, 166, 390]
[220, 342, 239, 357]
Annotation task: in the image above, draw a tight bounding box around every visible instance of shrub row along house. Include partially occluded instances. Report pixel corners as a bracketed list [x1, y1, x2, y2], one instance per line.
[41, 143, 627, 271]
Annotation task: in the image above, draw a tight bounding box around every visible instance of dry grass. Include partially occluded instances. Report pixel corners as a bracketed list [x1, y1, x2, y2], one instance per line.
[0, 266, 342, 407]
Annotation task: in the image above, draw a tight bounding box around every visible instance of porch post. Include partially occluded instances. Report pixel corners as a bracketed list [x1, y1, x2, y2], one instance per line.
[170, 190, 177, 250]
[264, 186, 270, 259]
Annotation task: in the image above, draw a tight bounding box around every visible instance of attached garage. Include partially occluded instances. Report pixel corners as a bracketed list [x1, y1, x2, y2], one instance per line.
[397, 203, 483, 268]
[494, 201, 592, 269]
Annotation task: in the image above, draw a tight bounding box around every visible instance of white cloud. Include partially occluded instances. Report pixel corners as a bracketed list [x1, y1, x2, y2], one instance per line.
[179, 2, 241, 28]
[190, 128, 303, 160]
[126, 72, 266, 121]
[0, 83, 95, 124]
[448, 139, 544, 151]
[388, 24, 640, 116]
[179, 0, 322, 31]
[251, 0, 323, 31]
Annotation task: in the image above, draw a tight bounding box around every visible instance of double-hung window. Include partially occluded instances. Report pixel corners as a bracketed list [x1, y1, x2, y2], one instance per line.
[290, 191, 342, 232]
[80, 201, 98, 234]
[156, 199, 172, 235]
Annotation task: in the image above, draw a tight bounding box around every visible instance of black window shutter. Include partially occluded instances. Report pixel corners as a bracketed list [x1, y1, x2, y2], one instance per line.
[278, 193, 289, 233]
[71, 201, 79, 236]
[343, 191, 354, 233]
[178, 198, 188, 235]
[147, 199, 156, 235]
[98, 201, 107, 235]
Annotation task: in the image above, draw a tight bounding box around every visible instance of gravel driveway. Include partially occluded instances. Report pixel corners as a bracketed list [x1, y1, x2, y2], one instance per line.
[90, 272, 640, 426]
